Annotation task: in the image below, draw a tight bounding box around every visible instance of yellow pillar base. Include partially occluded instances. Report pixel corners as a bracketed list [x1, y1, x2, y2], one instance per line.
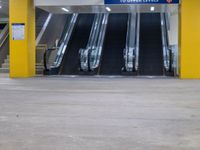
[180, 0, 200, 79]
[9, 0, 35, 78]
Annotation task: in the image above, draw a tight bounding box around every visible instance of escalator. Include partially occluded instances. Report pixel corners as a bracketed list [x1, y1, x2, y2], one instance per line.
[99, 14, 128, 75]
[44, 12, 175, 76]
[139, 13, 164, 76]
[60, 14, 95, 75]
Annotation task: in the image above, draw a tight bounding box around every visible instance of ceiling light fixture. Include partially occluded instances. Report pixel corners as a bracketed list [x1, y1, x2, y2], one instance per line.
[0, 6, 2, 9]
[106, 7, 111, 12]
[62, 7, 69, 12]
[150, 6, 155, 11]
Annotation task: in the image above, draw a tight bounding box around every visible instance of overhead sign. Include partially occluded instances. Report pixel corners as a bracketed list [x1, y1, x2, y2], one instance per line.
[105, 0, 180, 4]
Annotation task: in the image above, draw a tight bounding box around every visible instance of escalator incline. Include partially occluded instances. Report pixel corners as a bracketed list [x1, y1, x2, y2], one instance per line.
[139, 13, 164, 76]
[100, 14, 128, 75]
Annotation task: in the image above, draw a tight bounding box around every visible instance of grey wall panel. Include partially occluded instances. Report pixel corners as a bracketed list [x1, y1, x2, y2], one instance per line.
[39, 14, 69, 48]
[35, 0, 104, 6]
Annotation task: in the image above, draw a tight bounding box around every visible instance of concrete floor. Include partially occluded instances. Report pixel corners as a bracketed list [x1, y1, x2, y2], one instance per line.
[0, 74, 200, 150]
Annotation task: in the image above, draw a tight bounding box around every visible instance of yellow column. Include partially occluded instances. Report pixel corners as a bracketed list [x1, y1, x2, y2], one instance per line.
[9, 0, 35, 78]
[180, 0, 200, 79]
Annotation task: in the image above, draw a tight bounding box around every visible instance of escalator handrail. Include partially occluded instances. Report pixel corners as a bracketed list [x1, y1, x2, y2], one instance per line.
[52, 14, 78, 68]
[164, 13, 173, 72]
[79, 14, 102, 71]
[124, 13, 132, 72]
[43, 47, 57, 71]
[89, 13, 109, 71]
[87, 14, 102, 50]
[135, 13, 140, 71]
[161, 13, 172, 72]
[124, 13, 139, 72]
[80, 14, 107, 71]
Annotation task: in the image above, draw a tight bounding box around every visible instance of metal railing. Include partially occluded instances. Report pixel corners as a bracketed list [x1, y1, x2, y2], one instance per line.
[124, 13, 140, 72]
[79, 13, 109, 71]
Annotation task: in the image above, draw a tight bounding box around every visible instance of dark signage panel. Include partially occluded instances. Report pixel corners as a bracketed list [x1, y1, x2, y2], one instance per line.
[105, 0, 180, 4]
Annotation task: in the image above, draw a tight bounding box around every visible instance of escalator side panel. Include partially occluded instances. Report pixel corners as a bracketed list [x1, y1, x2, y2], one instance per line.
[100, 14, 128, 75]
[139, 13, 163, 76]
[60, 14, 95, 75]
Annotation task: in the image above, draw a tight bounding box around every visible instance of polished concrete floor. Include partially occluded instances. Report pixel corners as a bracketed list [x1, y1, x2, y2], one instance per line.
[0, 74, 200, 150]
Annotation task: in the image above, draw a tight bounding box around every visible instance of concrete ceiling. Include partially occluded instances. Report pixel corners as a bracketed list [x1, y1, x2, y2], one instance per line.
[0, 0, 9, 18]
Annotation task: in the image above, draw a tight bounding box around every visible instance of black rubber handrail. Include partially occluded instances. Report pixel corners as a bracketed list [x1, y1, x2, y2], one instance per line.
[43, 48, 57, 72]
